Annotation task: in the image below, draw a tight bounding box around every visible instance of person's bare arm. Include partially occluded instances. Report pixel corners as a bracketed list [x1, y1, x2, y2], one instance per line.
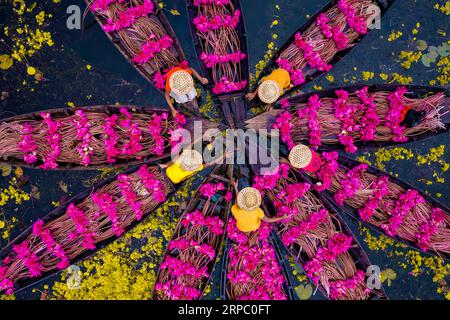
[159, 159, 174, 169]
[230, 177, 239, 196]
[165, 91, 178, 117]
[159, 153, 182, 169]
[245, 87, 258, 101]
[262, 214, 289, 223]
[159, 162, 171, 169]
[190, 68, 209, 85]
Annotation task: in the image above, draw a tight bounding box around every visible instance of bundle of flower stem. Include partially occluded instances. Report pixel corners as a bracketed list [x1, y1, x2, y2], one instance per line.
[194, 1, 246, 89]
[288, 91, 446, 146]
[326, 166, 450, 255]
[226, 220, 288, 300]
[0, 166, 171, 294]
[278, 0, 375, 79]
[154, 188, 229, 300]
[263, 164, 373, 300]
[0, 109, 177, 167]
[89, 0, 181, 74]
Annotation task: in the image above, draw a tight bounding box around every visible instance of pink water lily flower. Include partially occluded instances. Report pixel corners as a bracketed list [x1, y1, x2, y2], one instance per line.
[199, 182, 225, 199]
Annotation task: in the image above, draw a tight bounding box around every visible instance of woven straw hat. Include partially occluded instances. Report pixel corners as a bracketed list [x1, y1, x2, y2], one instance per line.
[258, 80, 281, 104]
[179, 149, 203, 172]
[289, 144, 313, 169]
[237, 187, 262, 211]
[169, 70, 194, 95]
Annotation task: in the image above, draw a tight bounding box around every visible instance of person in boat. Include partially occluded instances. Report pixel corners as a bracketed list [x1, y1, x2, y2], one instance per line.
[230, 179, 289, 233]
[288, 143, 323, 173]
[161, 148, 228, 185]
[160, 148, 205, 184]
[245, 68, 294, 109]
[400, 106, 426, 128]
[165, 66, 209, 117]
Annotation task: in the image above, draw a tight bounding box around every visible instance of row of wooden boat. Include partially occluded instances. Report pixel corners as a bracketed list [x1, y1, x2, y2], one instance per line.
[252, 163, 388, 300]
[0, 164, 177, 293]
[249, 142, 450, 261]
[153, 165, 233, 300]
[84, 0, 449, 137]
[2, 146, 448, 298]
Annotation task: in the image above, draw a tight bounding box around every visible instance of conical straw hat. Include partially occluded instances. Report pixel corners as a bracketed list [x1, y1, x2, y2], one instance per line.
[289, 144, 313, 169]
[169, 70, 194, 95]
[237, 187, 262, 211]
[258, 80, 280, 104]
[179, 149, 203, 172]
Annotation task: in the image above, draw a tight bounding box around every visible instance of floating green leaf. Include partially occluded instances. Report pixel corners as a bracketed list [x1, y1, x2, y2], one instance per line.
[0, 164, 12, 176]
[295, 284, 313, 300]
[421, 55, 433, 67]
[415, 40, 428, 51]
[437, 43, 449, 57]
[428, 46, 439, 59]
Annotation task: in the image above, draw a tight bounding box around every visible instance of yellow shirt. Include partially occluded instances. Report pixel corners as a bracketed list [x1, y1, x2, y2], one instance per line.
[231, 204, 264, 233]
[166, 162, 204, 184]
[262, 68, 291, 95]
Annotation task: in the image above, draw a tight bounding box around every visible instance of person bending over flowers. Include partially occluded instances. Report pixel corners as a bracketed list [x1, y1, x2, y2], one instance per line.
[245, 68, 294, 110]
[230, 178, 289, 233]
[164, 66, 209, 117]
[161, 149, 228, 184]
[288, 143, 323, 173]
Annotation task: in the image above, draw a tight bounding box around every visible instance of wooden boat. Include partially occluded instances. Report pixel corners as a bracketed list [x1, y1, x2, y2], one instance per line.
[218, 92, 249, 129]
[0, 164, 178, 295]
[86, 0, 187, 93]
[219, 234, 296, 300]
[252, 162, 387, 300]
[185, 0, 250, 128]
[185, 0, 249, 95]
[269, 231, 299, 300]
[86, 0, 204, 114]
[0, 105, 221, 170]
[251, 0, 397, 98]
[311, 154, 450, 260]
[246, 84, 449, 151]
[215, 172, 296, 300]
[152, 165, 233, 300]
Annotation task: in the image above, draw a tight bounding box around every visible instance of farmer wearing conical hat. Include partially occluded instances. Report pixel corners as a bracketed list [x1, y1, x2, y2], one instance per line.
[230, 179, 289, 233]
[245, 68, 294, 109]
[162, 148, 229, 185]
[164, 66, 209, 117]
[288, 144, 323, 173]
[162, 149, 205, 184]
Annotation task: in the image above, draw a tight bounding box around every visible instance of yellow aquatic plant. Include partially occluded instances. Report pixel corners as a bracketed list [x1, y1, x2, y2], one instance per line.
[50, 179, 195, 300]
